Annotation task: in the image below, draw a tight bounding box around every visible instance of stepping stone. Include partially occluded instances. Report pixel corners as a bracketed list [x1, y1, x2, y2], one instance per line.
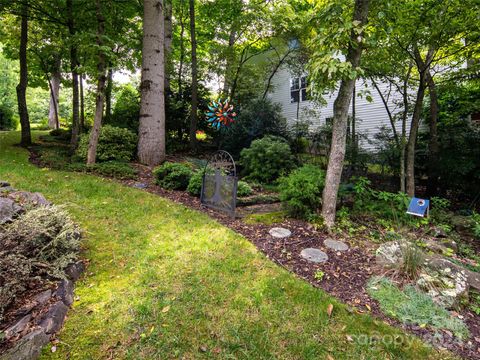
[269, 227, 291, 239]
[300, 248, 328, 263]
[132, 182, 148, 189]
[324, 238, 349, 251]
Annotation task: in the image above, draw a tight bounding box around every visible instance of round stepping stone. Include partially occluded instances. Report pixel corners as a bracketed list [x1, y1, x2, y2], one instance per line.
[300, 248, 328, 263]
[324, 238, 349, 252]
[269, 227, 291, 239]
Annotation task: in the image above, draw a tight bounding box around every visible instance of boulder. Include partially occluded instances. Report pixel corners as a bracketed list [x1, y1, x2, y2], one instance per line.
[425, 255, 480, 292]
[65, 261, 85, 282]
[417, 266, 469, 309]
[4, 314, 32, 338]
[450, 215, 472, 236]
[0, 197, 23, 224]
[55, 280, 74, 306]
[8, 191, 51, 207]
[375, 241, 404, 267]
[422, 239, 457, 256]
[38, 301, 68, 334]
[0, 329, 49, 360]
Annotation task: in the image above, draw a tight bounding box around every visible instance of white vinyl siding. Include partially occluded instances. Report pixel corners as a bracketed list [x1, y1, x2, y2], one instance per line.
[268, 66, 411, 151]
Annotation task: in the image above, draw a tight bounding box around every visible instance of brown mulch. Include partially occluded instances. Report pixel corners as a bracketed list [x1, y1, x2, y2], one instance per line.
[26, 148, 480, 359]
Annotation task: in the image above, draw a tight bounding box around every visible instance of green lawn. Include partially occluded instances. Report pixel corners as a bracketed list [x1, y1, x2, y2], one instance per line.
[0, 131, 451, 359]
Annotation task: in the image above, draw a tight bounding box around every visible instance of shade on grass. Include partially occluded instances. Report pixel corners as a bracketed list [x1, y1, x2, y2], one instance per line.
[0, 131, 452, 359]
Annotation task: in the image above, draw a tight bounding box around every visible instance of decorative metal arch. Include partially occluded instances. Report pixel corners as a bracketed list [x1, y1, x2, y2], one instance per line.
[200, 150, 238, 217]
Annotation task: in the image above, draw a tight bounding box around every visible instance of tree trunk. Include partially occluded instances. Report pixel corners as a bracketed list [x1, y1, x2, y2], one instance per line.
[138, 0, 166, 166]
[426, 70, 440, 197]
[400, 65, 412, 193]
[16, 2, 31, 147]
[177, 0, 186, 97]
[48, 56, 61, 129]
[67, 0, 80, 147]
[189, 0, 198, 151]
[321, 0, 370, 228]
[405, 75, 426, 197]
[80, 74, 85, 129]
[164, 0, 173, 92]
[222, 29, 236, 96]
[87, 0, 107, 165]
[405, 47, 433, 197]
[105, 67, 113, 121]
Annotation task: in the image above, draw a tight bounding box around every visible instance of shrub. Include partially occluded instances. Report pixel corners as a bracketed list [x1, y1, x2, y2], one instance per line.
[187, 171, 203, 196]
[237, 181, 253, 197]
[400, 242, 424, 279]
[240, 136, 295, 184]
[154, 162, 193, 190]
[0, 206, 80, 320]
[76, 125, 137, 162]
[105, 84, 140, 132]
[279, 165, 325, 219]
[0, 104, 18, 130]
[87, 161, 137, 179]
[220, 98, 289, 158]
[49, 128, 72, 141]
[472, 212, 480, 240]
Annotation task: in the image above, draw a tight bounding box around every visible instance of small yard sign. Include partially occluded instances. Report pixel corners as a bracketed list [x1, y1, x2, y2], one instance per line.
[406, 197, 430, 217]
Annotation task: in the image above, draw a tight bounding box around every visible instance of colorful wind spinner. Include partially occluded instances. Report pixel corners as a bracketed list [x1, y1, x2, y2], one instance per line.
[205, 98, 236, 129]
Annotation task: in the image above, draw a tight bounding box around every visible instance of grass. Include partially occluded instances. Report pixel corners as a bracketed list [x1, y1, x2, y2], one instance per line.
[367, 277, 469, 340]
[244, 211, 286, 225]
[0, 131, 453, 359]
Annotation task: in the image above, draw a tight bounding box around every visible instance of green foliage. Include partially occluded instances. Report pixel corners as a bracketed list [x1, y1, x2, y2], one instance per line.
[240, 135, 295, 184]
[314, 270, 325, 281]
[220, 98, 289, 158]
[49, 128, 72, 141]
[237, 181, 253, 197]
[106, 83, 140, 132]
[0, 104, 17, 130]
[468, 291, 480, 315]
[279, 165, 325, 219]
[85, 161, 137, 180]
[154, 162, 194, 190]
[471, 212, 480, 240]
[243, 211, 286, 225]
[367, 277, 469, 339]
[187, 171, 204, 196]
[76, 125, 138, 162]
[400, 242, 424, 279]
[0, 205, 80, 320]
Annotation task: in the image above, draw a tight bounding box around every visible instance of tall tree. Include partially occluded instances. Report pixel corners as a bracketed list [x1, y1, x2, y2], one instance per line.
[48, 55, 61, 129]
[189, 0, 198, 151]
[16, 1, 31, 146]
[86, 0, 107, 164]
[66, 0, 80, 147]
[138, 0, 166, 166]
[318, 0, 370, 228]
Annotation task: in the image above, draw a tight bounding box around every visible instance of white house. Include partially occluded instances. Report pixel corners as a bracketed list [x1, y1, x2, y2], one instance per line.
[268, 66, 408, 151]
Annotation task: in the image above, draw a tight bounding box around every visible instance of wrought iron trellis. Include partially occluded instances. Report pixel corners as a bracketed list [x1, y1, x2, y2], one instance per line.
[200, 150, 238, 217]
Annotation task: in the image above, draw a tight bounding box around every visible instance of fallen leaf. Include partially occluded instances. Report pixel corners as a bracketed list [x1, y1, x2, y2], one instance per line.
[327, 355, 334, 360]
[327, 303, 334, 317]
[51, 346, 57, 353]
[200, 345, 208, 352]
[365, 304, 371, 311]
[161, 305, 170, 313]
[346, 335, 353, 342]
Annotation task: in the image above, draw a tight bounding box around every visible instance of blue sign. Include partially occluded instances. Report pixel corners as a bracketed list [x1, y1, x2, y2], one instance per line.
[406, 197, 430, 217]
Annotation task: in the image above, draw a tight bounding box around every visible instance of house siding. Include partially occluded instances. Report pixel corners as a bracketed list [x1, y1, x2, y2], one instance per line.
[268, 66, 410, 151]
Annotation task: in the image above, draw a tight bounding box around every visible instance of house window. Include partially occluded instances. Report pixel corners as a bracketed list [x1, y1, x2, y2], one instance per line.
[290, 76, 309, 103]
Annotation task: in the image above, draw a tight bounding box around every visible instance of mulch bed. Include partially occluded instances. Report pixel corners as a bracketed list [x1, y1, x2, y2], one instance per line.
[26, 147, 480, 359]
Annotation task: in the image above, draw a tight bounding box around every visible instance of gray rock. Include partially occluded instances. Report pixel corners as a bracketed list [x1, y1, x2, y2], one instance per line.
[55, 280, 74, 306]
[324, 238, 349, 251]
[269, 227, 291, 239]
[423, 239, 456, 255]
[300, 248, 328, 263]
[65, 261, 85, 282]
[38, 301, 68, 334]
[0, 329, 49, 360]
[0, 181, 10, 187]
[426, 255, 480, 292]
[132, 182, 148, 189]
[5, 314, 32, 338]
[8, 191, 51, 206]
[417, 266, 469, 309]
[0, 197, 22, 224]
[34, 289, 52, 307]
[430, 226, 448, 238]
[375, 241, 404, 267]
[0, 186, 16, 193]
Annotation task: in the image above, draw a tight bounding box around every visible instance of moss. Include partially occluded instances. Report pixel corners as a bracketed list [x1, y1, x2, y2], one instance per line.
[244, 211, 286, 225]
